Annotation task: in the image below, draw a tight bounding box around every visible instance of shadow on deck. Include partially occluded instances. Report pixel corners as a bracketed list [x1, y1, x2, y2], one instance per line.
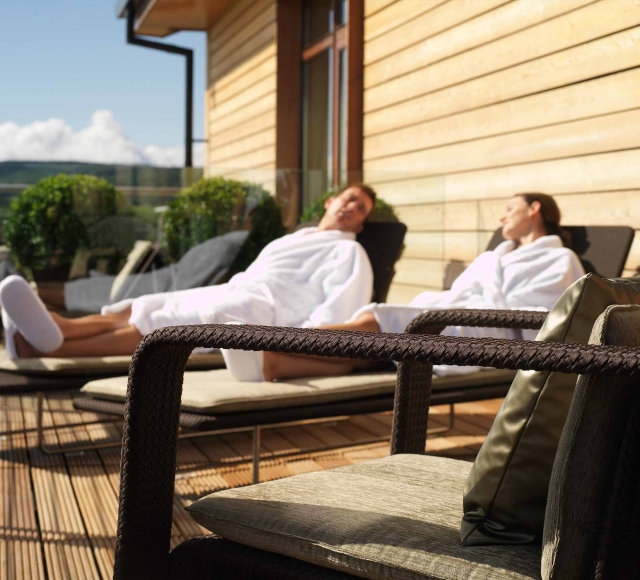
[0, 392, 502, 579]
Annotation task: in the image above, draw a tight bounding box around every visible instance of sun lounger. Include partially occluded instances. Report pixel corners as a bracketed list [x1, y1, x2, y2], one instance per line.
[0, 221, 406, 400]
[487, 224, 633, 278]
[73, 308, 546, 474]
[112, 301, 640, 578]
[71, 225, 632, 470]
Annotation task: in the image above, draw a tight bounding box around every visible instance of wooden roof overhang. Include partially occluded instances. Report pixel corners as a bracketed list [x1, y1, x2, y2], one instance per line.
[116, 0, 235, 37]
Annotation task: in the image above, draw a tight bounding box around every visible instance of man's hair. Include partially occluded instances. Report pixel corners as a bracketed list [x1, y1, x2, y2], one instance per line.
[338, 183, 377, 216]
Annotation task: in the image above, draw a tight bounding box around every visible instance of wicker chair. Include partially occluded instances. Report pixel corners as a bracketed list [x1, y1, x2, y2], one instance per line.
[113, 303, 640, 579]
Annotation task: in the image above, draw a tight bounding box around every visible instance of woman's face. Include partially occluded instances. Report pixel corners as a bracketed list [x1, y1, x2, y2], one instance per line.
[500, 196, 537, 241]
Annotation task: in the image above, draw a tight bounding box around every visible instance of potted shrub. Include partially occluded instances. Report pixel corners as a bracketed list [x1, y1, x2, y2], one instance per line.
[3, 174, 127, 282]
[162, 177, 286, 269]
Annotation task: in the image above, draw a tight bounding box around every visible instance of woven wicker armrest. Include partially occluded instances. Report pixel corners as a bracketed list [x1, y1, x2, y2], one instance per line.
[392, 308, 548, 454]
[403, 308, 548, 335]
[114, 323, 640, 580]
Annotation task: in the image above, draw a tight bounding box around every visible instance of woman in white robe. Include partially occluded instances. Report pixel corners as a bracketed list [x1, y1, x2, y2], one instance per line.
[232, 193, 585, 382]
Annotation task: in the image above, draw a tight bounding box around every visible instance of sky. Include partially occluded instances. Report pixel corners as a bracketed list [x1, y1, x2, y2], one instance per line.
[0, 0, 206, 167]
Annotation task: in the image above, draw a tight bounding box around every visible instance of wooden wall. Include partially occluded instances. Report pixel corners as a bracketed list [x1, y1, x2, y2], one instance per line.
[205, 0, 277, 191]
[363, 0, 640, 304]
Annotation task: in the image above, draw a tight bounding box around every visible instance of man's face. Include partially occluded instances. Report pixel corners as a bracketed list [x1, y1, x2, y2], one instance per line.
[322, 187, 374, 233]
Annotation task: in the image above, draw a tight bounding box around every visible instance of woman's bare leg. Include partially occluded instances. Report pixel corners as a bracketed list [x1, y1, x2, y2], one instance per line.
[263, 313, 383, 381]
[14, 325, 143, 358]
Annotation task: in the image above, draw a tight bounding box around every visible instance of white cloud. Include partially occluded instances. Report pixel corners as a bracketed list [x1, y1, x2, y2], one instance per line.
[0, 110, 204, 167]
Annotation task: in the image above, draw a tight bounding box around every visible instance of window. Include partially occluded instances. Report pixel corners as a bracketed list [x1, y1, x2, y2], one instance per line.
[301, 0, 350, 210]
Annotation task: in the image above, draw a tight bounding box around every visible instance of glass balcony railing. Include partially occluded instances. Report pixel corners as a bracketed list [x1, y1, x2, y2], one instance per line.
[0, 165, 445, 301]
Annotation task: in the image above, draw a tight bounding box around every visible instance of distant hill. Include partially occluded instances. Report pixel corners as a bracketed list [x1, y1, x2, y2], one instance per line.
[0, 161, 202, 188]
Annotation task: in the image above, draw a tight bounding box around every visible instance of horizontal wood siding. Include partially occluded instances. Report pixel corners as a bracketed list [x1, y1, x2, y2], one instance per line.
[205, 0, 276, 192]
[364, 0, 640, 302]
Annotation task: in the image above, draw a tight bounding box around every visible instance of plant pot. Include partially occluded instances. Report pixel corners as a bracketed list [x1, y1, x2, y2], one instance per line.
[32, 266, 71, 284]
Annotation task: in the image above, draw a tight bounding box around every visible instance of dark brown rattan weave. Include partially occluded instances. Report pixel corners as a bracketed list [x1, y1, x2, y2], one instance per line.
[594, 390, 640, 579]
[113, 311, 640, 579]
[75, 308, 545, 430]
[0, 370, 92, 394]
[169, 535, 354, 579]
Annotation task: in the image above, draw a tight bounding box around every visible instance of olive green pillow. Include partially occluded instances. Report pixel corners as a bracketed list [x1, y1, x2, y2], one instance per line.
[461, 273, 640, 545]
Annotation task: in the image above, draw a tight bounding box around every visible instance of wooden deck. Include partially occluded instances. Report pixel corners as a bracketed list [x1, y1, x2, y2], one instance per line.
[0, 392, 502, 579]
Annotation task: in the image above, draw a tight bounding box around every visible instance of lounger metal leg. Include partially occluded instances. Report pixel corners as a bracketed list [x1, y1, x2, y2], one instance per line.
[26, 402, 456, 463]
[426, 404, 455, 436]
[252, 426, 261, 484]
[33, 390, 124, 454]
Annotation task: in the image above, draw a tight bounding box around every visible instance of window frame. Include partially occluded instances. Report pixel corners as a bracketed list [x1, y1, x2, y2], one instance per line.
[275, 0, 363, 225]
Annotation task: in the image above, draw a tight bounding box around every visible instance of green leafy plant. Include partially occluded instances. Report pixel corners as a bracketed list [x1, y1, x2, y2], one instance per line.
[163, 177, 286, 267]
[230, 193, 286, 273]
[4, 174, 127, 274]
[163, 177, 245, 261]
[299, 189, 399, 223]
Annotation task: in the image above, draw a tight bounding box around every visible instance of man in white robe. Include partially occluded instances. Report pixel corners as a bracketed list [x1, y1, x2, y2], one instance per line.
[2, 185, 376, 359]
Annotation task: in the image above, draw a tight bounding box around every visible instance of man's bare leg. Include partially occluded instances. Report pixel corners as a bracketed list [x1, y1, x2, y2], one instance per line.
[48, 309, 132, 340]
[14, 325, 143, 358]
[37, 286, 66, 310]
[263, 313, 383, 381]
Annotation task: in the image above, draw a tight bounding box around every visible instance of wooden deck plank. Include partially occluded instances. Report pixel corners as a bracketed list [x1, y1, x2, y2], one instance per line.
[0, 396, 44, 580]
[22, 394, 100, 580]
[1, 392, 500, 579]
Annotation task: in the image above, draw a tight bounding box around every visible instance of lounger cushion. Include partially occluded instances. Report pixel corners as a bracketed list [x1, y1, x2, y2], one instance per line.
[462, 274, 640, 546]
[0, 348, 223, 376]
[187, 454, 541, 580]
[80, 368, 516, 414]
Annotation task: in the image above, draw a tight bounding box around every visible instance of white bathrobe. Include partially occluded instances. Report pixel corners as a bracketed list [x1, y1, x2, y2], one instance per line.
[103, 227, 373, 335]
[349, 235, 585, 376]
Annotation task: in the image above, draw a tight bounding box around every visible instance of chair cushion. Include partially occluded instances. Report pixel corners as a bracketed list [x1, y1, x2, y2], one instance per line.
[187, 455, 541, 580]
[462, 274, 640, 545]
[542, 305, 640, 579]
[80, 368, 516, 414]
[0, 347, 223, 376]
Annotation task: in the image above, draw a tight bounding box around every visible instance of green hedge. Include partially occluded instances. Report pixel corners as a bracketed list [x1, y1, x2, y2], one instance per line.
[4, 174, 127, 272]
[299, 189, 399, 223]
[163, 177, 285, 268]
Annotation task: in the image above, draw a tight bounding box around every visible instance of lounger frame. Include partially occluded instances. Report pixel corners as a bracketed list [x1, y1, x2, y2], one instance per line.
[70, 308, 546, 482]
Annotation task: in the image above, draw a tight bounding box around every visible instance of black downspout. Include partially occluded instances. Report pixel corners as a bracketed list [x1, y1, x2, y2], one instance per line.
[125, 3, 193, 167]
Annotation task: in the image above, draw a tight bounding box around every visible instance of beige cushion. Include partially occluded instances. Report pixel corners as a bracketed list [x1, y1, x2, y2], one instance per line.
[463, 274, 640, 546]
[81, 368, 516, 414]
[187, 455, 541, 580]
[0, 347, 223, 376]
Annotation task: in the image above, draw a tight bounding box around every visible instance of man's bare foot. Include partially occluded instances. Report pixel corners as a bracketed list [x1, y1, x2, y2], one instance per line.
[13, 332, 43, 358]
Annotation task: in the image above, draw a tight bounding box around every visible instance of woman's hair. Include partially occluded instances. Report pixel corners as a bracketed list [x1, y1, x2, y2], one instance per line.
[515, 192, 572, 247]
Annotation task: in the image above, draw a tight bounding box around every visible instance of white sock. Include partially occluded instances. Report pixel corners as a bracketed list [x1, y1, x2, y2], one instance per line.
[0, 275, 63, 354]
[221, 347, 264, 382]
[2, 309, 17, 360]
